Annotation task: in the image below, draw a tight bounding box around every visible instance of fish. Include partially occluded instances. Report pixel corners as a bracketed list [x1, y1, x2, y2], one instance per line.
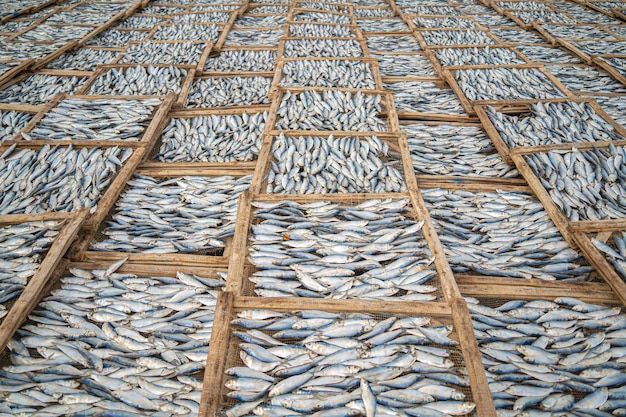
[186, 76, 271, 108]
[225, 310, 474, 416]
[267, 134, 406, 194]
[0, 74, 88, 106]
[157, 112, 267, 163]
[45, 48, 120, 71]
[290, 23, 355, 37]
[88, 65, 185, 96]
[120, 41, 208, 66]
[0, 259, 225, 415]
[384, 81, 466, 115]
[366, 35, 422, 52]
[280, 59, 376, 89]
[204, 50, 277, 72]
[85, 28, 147, 47]
[225, 29, 283, 46]
[283, 39, 363, 58]
[92, 174, 251, 254]
[247, 199, 438, 300]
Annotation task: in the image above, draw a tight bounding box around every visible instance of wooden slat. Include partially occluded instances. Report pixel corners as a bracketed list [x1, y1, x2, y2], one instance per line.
[199, 291, 234, 417]
[225, 191, 252, 294]
[0, 209, 88, 352]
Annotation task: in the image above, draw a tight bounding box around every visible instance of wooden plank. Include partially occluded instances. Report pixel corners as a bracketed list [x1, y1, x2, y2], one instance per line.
[415, 176, 530, 192]
[455, 274, 620, 304]
[570, 219, 626, 232]
[233, 296, 453, 315]
[0, 209, 88, 352]
[69, 259, 227, 277]
[225, 191, 252, 294]
[199, 291, 234, 417]
[450, 298, 497, 417]
[593, 55, 626, 87]
[212, 11, 238, 52]
[572, 232, 626, 307]
[511, 139, 626, 156]
[83, 250, 229, 267]
[254, 191, 410, 202]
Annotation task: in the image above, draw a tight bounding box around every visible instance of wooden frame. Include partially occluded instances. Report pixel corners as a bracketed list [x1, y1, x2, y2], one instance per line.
[269, 56, 384, 99]
[474, 97, 626, 163]
[75, 63, 195, 99]
[83, 163, 254, 266]
[441, 64, 573, 116]
[146, 105, 271, 163]
[384, 78, 477, 123]
[177, 72, 273, 109]
[0, 209, 88, 352]
[278, 36, 371, 58]
[119, 39, 214, 72]
[0, 58, 34, 88]
[593, 54, 626, 86]
[199, 293, 496, 417]
[4, 93, 175, 148]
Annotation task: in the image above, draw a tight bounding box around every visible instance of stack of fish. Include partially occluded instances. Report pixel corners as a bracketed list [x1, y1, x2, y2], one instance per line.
[289, 23, 355, 37]
[247, 199, 438, 300]
[485, 101, 625, 148]
[496, 1, 550, 10]
[354, 7, 394, 17]
[275, 90, 387, 132]
[540, 24, 615, 40]
[513, 45, 581, 64]
[0, 145, 132, 214]
[225, 29, 283, 46]
[140, 5, 185, 15]
[115, 16, 166, 30]
[0, 74, 88, 105]
[357, 19, 410, 32]
[434, 47, 525, 66]
[294, 12, 352, 24]
[267, 134, 406, 194]
[157, 112, 267, 163]
[86, 29, 147, 47]
[511, 10, 577, 24]
[185, 76, 270, 108]
[0, 261, 224, 416]
[525, 146, 626, 221]
[413, 17, 477, 29]
[297, 2, 342, 11]
[151, 24, 220, 42]
[593, 233, 626, 281]
[43, 11, 113, 24]
[490, 28, 546, 44]
[384, 81, 466, 115]
[455, 68, 565, 101]
[45, 48, 120, 71]
[545, 65, 626, 94]
[404, 5, 461, 14]
[0, 220, 62, 318]
[93, 175, 251, 254]
[468, 296, 626, 415]
[224, 309, 476, 416]
[422, 188, 594, 280]
[26, 98, 160, 142]
[598, 57, 626, 79]
[235, 15, 287, 27]
[250, 5, 289, 13]
[120, 42, 207, 66]
[170, 11, 231, 23]
[0, 110, 33, 144]
[204, 50, 276, 73]
[570, 41, 625, 56]
[15, 25, 93, 42]
[421, 30, 495, 45]
[366, 36, 422, 52]
[373, 54, 437, 77]
[88, 66, 185, 96]
[403, 123, 519, 178]
[280, 60, 376, 89]
[283, 39, 364, 58]
[594, 97, 626, 127]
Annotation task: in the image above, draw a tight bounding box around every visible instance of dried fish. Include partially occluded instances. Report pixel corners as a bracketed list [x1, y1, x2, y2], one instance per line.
[157, 112, 267, 163]
[185, 76, 270, 108]
[267, 134, 406, 194]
